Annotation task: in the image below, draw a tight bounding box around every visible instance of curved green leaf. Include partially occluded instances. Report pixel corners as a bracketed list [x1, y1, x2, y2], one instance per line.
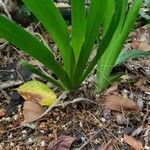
[71, 0, 86, 61]
[23, 0, 75, 75]
[0, 15, 72, 89]
[115, 49, 150, 65]
[20, 60, 66, 91]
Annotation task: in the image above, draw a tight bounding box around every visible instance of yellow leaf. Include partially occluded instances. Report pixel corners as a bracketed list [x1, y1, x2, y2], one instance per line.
[17, 80, 57, 106]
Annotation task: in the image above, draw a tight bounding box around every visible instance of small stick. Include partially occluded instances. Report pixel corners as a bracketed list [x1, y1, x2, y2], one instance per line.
[0, 80, 23, 90]
[0, 0, 12, 19]
[57, 97, 97, 108]
[78, 124, 109, 150]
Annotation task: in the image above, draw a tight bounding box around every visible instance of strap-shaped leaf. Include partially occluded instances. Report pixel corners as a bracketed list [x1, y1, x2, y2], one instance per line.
[23, 0, 75, 75]
[72, 0, 107, 87]
[83, 0, 124, 83]
[115, 49, 150, 66]
[0, 15, 72, 89]
[71, 0, 86, 61]
[20, 60, 66, 91]
[96, 0, 143, 92]
[103, 0, 115, 34]
[96, 0, 128, 91]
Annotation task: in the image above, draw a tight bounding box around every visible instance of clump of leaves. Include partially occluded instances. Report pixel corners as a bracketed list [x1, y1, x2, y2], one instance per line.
[0, 0, 144, 91]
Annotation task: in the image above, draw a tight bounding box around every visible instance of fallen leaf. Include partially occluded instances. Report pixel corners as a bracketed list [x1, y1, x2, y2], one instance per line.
[47, 135, 76, 150]
[104, 84, 118, 95]
[138, 42, 150, 51]
[98, 139, 114, 150]
[0, 109, 6, 117]
[104, 95, 139, 112]
[23, 101, 44, 122]
[123, 135, 144, 150]
[17, 80, 56, 106]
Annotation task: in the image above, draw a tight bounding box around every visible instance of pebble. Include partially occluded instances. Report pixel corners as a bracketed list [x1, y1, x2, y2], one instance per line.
[79, 122, 83, 128]
[10, 142, 14, 147]
[27, 137, 34, 145]
[8, 133, 13, 139]
[13, 114, 18, 120]
[144, 145, 150, 150]
[116, 114, 126, 125]
[41, 141, 46, 147]
[2, 117, 11, 122]
[100, 118, 106, 122]
[122, 127, 135, 135]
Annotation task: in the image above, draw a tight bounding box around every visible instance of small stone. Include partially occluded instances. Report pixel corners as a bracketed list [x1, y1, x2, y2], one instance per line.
[101, 118, 106, 122]
[10, 142, 14, 147]
[22, 130, 27, 134]
[8, 133, 13, 139]
[144, 145, 150, 150]
[122, 127, 135, 135]
[116, 114, 126, 125]
[27, 137, 34, 145]
[41, 141, 46, 147]
[4, 117, 11, 122]
[13, 114, 18, 120]
[79, 122, 83, 128]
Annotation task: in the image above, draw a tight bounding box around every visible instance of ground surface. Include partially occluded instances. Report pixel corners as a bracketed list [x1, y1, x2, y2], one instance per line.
[0, 1, 150, 150]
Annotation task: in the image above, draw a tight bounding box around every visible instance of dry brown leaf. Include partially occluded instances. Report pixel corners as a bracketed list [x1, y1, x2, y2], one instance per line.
[0, 109, 6, 117]
[98, 139, 114, 150]
[138, 42, 150, 51]
[104, 95, 139, 112]
[123, 135, 144, 150]
[47, 135, 76, 150]
[104, 84, 118, 95]
[23, 101, 44, 122]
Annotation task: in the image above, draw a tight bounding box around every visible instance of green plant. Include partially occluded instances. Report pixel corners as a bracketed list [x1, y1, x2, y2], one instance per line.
[96, 0, 149, 92]
[0, 0, 143, 91]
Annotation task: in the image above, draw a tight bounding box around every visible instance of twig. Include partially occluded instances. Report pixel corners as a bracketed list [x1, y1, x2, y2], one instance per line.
[78, 124, 109, 150]
[0, 0, 12, 19]
[0, 80, 23, 90]
[56, 97, 97, 108]
[0, 41, 8, 50]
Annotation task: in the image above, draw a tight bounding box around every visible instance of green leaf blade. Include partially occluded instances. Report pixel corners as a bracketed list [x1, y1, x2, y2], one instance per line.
[71, 0, 86, 61]
[72, 0, 108, 87]
[20, 60, 66, 91]
[23, 0, 75, 75]
[0, 15, 72, 89]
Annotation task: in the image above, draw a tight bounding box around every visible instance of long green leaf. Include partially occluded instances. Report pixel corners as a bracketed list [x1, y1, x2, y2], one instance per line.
[115, 49, 150, 65]
[0, 15, 72, 89]
[96, 0, 143, 92]
[23, 0, 75, 75]
[71, 0, 86, 61]
[96, 0, 127, 92]
[72, 0, 107, 88]
[103, 0, 115, 34]
[82, 0, 123, 84]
